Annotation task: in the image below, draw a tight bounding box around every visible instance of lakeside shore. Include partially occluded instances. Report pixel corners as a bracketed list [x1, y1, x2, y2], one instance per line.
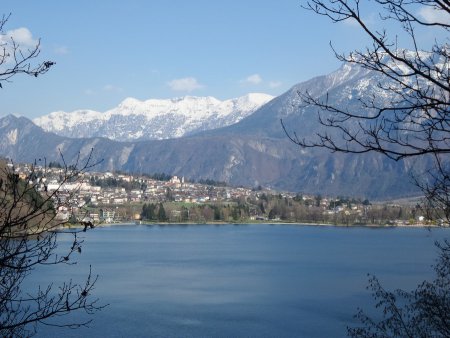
[61, 220, 445, 230]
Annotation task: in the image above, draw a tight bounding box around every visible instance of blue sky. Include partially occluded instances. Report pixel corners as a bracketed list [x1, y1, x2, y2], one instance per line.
[0, 1, 444, 118]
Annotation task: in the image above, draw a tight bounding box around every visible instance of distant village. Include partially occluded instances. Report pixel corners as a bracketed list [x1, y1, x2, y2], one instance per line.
[9, 161, 434, 227]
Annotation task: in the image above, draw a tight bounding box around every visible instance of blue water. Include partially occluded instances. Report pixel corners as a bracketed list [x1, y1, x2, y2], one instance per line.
[29, 224, 448, 337]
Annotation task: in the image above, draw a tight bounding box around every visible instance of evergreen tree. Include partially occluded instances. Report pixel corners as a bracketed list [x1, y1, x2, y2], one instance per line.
[213, 206, 221, 221]
[259, 202, 265, 214]
[231, 206, 239, 221]
[157, 203, 167, 221]
[141, 203, 156, 220]
[268, 208, 278, 220]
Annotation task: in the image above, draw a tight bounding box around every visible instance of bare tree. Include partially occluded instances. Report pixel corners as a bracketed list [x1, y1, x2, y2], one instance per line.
[281, 0, 450, 336]
[0, 152, 106, 337]
[348, 240, 450, 337]
[0, 15, 103, 336]
[282, 0, 449, 221]
[0, 13, 54, 87]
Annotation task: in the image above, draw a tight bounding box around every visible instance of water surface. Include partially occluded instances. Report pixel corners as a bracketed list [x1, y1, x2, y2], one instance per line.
[30, 224, 448, 337]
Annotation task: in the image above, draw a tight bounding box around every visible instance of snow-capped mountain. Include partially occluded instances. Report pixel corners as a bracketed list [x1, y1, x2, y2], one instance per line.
[3, 50, 445, 199]
[33, 93, 274, 141]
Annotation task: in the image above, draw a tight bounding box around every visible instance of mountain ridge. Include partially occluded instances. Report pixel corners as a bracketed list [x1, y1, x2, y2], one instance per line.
[0, 60, 433, 199]
[33, 93, 274, 141]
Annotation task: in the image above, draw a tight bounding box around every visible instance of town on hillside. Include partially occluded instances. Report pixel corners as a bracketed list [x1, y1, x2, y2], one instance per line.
[9, 161, 434, 227]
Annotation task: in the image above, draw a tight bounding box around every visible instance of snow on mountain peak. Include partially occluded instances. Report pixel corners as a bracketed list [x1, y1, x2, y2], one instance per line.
[33, 93, 274, 141]
[34, 109, 105, 132]
[118, 97, 141, 108]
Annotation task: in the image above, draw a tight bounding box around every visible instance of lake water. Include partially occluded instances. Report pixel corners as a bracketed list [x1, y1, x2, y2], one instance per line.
[30, 224, 448, 337]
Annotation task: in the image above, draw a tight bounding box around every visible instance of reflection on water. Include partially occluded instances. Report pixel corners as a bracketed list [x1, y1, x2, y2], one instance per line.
[29, 224, 447, 338]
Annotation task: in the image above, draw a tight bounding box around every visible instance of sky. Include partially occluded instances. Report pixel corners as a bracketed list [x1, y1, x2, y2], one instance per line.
[0, 0, 446, 119]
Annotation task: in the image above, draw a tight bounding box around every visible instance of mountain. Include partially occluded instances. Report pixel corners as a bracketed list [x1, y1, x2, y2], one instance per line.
[33, 93, 274, 141]
[0, 59, 433, 199]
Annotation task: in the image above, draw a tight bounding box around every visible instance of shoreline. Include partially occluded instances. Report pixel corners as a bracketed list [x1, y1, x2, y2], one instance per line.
[60, 220, 445, 230]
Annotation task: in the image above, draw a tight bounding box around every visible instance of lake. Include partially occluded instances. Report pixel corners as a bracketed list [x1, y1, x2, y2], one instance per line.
[30, 224, 448, 337]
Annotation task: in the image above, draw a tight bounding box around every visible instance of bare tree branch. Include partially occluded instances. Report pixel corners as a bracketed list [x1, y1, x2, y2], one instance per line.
[0, 14, 55, 88]
[0, 15, 104, 335]
[0, 151, 105, 337]
[293, 1, 450, 336]
[284, 0, 449, 220]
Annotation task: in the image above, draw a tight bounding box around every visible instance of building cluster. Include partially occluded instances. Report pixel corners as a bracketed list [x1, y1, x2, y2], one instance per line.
[8, 162, 429, 226]
[11, 163, 256, 222]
